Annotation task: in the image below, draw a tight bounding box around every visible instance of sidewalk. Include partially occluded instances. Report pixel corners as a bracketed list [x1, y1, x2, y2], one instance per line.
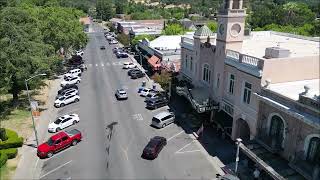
[14, 77, 61, 180]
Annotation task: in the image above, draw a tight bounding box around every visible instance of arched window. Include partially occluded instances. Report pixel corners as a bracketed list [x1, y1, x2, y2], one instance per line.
[202, 64, 211, 83]
[307, 137, 320, 163]
[269, 115, 285, 148]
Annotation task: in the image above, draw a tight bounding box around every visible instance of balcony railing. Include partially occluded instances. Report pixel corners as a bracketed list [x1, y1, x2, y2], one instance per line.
[218, 9, 246, 15]
[255, 128, 283, 153]
[226, 49, 265, 70]
[289, 151, 319, 180]
[176, 86, 217, 113]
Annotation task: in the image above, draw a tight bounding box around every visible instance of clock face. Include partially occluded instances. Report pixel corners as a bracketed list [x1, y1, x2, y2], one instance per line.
[230, 23, 241, 37]
[219, 24, 224, 35]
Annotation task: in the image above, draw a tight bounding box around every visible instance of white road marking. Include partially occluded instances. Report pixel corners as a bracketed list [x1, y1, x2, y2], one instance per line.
[167, 130, 184, 141]
[43, 146, 76, 162]
[40, 160, 72, 179]
[101, 63, 104, 66]
[175, 140, 199, 154]
[176, 149, 201, 154]
[95, 64, 98, 67]
[132, 114, 143, 121]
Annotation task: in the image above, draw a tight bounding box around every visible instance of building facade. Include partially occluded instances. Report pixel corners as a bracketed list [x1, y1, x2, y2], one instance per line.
[177, 0, 319, 143]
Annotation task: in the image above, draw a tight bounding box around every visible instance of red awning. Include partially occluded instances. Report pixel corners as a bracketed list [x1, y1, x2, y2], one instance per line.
[147, 55, 161, 70]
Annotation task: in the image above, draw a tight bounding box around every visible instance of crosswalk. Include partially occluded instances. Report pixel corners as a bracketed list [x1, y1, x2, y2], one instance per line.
[87, 62, 124, 67]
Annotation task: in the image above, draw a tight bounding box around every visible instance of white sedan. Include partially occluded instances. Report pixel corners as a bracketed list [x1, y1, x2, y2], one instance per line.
[140, 88, 156, 97]
[61, 76, 81, 87]
[54, 94, 80, 108]
[123, 62, 137, 69]
[48, 114, 80, 133]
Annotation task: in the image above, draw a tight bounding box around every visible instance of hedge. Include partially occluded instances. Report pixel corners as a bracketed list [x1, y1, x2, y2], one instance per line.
[0, 152, 8, 167]
[0, 148, 18, 159]
[0, 129, 23, 150]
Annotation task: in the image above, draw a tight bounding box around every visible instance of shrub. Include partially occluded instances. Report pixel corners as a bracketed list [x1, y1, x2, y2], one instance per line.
[0, 148, 18, 159]
[0, 152, 8, 167]
[0, 128, 7, 141]
[0, 129, 23, 150]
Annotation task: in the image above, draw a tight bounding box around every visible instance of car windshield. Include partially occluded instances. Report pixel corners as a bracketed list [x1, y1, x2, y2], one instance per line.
[54, 118, 62, 124]
[143, 89, 148, 92]
[152, 117, 160, 123]
[119, 92, 126, 95]
[47, 138, 54, 146]
[58, 97, 65, 101]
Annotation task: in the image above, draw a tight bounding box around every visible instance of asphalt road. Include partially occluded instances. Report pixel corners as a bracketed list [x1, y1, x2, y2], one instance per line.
[38, 24, 220, 180]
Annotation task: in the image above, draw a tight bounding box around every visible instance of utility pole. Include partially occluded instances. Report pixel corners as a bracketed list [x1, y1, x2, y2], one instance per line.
[25, 73, 46, 147]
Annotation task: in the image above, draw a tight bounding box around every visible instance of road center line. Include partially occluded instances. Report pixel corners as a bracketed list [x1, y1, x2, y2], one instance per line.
[40, 160, 72, 179]
[167, 131, 184, 142]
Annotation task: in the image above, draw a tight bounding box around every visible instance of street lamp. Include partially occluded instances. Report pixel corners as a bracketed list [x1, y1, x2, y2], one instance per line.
[25, 73, 46, 147]
[235, 138, 242, 174]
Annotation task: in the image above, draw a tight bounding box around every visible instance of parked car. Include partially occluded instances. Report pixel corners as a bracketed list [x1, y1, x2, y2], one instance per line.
[140, 88, 156, 97]
[142, 136, 167, 159]
[61, 76, 81, 87]
[123, 62, 136, 69]
[127, 68, 140, 76]
[151, 111, 175, 128]
[112, 47, 123, 53]
[64, 69, 81, 78]
[66, 55, 84, 66]
[67, 64, 87, 72]
[37, 129, 82, 158]
[115, 89, 128, 100]
[76, 50, 84, 57]
[48, 114, 80, 133]
[109, 40, 118, 44]
[146, 97, 168, 109]
[100, 46, 106, 50]
[56, 88, 79, 99]
[130, 71, 145, 79]
[57, 85, 78, 94]
[54, 94, 80, 108]
[116, 52, 129, 58]
[145, 91, 167, 102]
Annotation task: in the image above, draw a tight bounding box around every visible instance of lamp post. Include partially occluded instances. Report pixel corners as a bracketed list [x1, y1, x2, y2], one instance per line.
[235, 138, 242, 174]
[25, 73, 46, 147]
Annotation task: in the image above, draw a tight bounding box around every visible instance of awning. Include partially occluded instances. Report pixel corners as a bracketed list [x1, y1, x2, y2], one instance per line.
[147, 55, 161, 70]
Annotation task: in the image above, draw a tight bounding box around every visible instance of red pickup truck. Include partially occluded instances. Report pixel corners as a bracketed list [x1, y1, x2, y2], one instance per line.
[37, 129, 82, 158]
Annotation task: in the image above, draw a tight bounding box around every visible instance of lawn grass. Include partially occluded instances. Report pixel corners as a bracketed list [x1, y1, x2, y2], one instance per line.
[0, 159, 18, 180]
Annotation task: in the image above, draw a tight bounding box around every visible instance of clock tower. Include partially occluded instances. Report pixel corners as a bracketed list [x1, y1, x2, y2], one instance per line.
[216, 0, 246, 52]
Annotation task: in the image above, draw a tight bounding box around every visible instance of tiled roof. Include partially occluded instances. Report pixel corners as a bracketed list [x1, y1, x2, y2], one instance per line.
[194, 25, 214, 37]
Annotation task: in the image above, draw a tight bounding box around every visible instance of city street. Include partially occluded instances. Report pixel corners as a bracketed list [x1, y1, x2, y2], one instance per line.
[38, 24, 221, 179]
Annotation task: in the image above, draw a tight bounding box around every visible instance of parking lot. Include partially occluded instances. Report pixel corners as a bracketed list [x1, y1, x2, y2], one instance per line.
[37, 24, 221, 179]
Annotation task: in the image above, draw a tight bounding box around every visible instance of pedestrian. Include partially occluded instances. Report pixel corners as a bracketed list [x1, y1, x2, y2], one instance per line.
[253, 167, 260, 180]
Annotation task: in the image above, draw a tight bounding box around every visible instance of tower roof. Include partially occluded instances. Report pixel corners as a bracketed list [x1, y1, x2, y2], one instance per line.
[194, 25, 214, 37]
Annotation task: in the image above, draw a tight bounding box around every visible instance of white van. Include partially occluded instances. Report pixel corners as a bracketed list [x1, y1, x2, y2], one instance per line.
[64, 68, 82, 79]
[151, 111, 175, 128]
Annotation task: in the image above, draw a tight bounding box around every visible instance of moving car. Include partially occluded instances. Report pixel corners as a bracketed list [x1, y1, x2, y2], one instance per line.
[54, 94, 80, 108]
[60, 76, 81, 87]
[146, 97, 168, 109]
[130, 71, 145, 79]
[140, 88, 156, 97]
[100, 46, 106, 50]
[115, 89, 128, 100]
[151, 111, 175, 128]
[37, 129, 82, 158]
[116, 52, 129, 58]
[142, 136, 167, 159]
[48, 114, 80, 133]
[58, 85, 78, 94]
[64, 69, 81, 79]
[123, 62, 136, 69]
[55, 88, 79, 99]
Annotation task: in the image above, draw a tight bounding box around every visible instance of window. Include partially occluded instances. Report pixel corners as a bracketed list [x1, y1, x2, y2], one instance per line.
[185, 58, 188, 69]
[243, 82, 252, 104]
[61, 136, 68, 141]
[307, 137, 320, 163]
[228, 74, 235, 94]
[202, 64, 211, 83]
[55, 139, 61, 144]
[217, 73, 220, 88]
[190, 59, 193, 71]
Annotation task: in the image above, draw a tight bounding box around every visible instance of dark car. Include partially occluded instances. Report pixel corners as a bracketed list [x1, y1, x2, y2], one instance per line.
[127, 68, 141, 76]
[100, 46, 106, 50]
[57, 84, 79, 94]
[116, 52, 129, 58]
[146, 97, 168, 109]
[130, 71, 145, 79]
[142, 136, 167, 160]
[65, 55, 84, 66]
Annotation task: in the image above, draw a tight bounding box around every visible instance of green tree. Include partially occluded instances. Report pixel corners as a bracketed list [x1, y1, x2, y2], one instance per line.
[0, 7, 57, 103]
[162, 23, 185, 35]
[131, 34, 156, 46]
[115, 0, 127, 14]
[281, 2, 316, 26]
[151, 71, 172, 91]
[96, 0, 113, 21]
[117, 33, 130, 46]
[207, 21, 218, 33]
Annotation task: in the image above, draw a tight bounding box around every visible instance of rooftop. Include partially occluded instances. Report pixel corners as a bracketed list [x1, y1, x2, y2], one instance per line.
[149, 35, 183, 50]
[194, 25, 215, 37]
[268, 79, 320, 101]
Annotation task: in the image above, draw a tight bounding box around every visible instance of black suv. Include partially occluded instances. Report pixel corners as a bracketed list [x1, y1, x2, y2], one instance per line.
[57, 84, 79, 94]
[130, 71, 145, 79]
[146, 97, 168, 109]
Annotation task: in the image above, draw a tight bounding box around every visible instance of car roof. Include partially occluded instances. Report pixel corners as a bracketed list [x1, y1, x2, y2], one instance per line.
[154, 111, 172, 119]
[51, 132, 67, 140]
[117, 89, 126, 93]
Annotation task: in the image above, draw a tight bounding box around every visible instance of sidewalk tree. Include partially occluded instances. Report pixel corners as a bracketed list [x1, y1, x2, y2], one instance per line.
[151, 71, 172, 91]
